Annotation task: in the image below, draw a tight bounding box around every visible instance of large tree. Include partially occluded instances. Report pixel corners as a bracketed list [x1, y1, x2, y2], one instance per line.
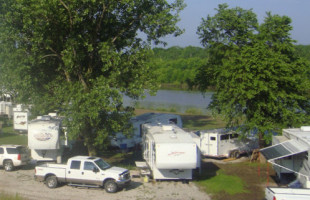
[195, 4, 310, 146]
[0, 0, 185, 155]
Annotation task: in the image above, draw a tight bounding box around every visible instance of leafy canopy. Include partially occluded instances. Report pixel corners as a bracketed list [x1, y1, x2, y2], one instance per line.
[0, 0, 185, 154]
[195, 4, 310, 144]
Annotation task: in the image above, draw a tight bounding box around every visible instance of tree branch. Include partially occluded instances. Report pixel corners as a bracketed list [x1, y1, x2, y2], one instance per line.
[59, 0, 73, 30]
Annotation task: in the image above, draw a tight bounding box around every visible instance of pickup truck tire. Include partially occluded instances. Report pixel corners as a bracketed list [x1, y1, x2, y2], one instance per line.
[104, 180, 118, 193]
[46, 175, 58, 188]
[4, 160, 14, 171]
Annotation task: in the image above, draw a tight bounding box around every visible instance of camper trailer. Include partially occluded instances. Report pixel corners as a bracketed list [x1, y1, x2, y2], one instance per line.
[28, 115, 67, 163]
[110, 113, 182, 149]
[261, 126, 310, 188]
[0, 101, 13, 118]
[141, 123, 199, 180]
[198, 129, 258, 158]
[13, 104, 30, 132]
[0, 94, 13, 118]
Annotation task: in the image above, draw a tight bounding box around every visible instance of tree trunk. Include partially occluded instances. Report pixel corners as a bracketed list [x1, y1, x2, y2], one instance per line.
[258, 132, 266, 148]
[83, 121, 97, 156]
[87, 144, 97, 156]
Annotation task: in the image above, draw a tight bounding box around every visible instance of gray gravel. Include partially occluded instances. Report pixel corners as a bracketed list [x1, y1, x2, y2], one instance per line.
[0, 167, 210, 200]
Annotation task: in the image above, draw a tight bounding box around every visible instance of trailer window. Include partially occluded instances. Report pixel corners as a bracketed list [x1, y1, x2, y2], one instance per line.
[169, 118, 177, 125]
[230, 134, 239, 139]
[210, 137, 216, 141]
[0, 148, 3, 154]
[220, 135, 229, 140]
[70, 161, 81, 170]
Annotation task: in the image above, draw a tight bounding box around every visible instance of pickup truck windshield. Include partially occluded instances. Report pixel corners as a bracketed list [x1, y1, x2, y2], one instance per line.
[95, 159, 110, 170]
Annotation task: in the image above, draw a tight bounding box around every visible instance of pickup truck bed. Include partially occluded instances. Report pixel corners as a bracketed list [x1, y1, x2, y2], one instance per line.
[35, 163, 66, 182]
[266, 187, 310, 200]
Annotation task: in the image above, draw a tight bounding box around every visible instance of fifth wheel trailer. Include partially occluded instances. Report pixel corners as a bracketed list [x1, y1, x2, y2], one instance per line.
[110, 113, 182, 149]
[28, 115, 68, 163]
[141, 123, 199, 180]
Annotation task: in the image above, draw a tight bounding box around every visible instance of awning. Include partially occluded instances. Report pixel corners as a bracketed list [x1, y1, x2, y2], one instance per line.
[260, 139, 309, 161]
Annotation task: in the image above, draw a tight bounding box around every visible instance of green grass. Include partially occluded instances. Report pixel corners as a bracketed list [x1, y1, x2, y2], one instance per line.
[196, 169, 249, 196]
[185, 107, 203, 115]
[181, 114, 226, 131]
[0, 126, 27, 145]
[0, 192, 24, 200]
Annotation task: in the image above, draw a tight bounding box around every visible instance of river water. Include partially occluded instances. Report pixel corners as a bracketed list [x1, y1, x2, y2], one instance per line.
[123, 90, 213, 114]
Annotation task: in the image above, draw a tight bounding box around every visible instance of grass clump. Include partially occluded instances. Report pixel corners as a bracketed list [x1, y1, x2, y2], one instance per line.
[0, 192, 24, 200]
[0, 132, 27, 146]
[196, 169, 249, 196]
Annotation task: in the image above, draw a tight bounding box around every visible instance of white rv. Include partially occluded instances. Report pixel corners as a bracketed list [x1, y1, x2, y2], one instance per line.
[110, 113, 182, 149]
[28, 115, 67, 163]
[141, 123, 199, 180]
[198, 129, 258, 158]
[0, 101, 13, 118]
[260, 126, 310, 188]
[13, 104, 30, 131]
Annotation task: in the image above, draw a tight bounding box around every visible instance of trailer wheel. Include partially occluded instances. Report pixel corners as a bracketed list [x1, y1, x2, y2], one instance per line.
[4, 160, 14, 171]
[229, 151, 235, 158]
[233, 151, 240, 158]
[46, 175, 58, 188]
[104, 180, 118, 193]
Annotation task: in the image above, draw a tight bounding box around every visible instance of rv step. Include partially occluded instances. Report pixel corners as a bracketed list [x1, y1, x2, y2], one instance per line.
[68, 183, 101, 188]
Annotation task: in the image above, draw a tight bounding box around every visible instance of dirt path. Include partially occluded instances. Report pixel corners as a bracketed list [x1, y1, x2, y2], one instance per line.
[0, 167, 210, 200]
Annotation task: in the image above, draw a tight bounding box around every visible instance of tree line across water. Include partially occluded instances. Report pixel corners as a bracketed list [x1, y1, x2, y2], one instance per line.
[151, 45, 310, 90]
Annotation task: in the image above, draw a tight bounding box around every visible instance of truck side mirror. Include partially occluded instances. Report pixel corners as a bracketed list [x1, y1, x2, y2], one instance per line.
[93, 167, 99, 173]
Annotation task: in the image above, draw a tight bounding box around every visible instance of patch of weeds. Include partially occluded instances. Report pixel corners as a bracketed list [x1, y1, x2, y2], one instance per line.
[195, 169, 249, 196]
[0, 192, 25, 200]
[185, 107, 203, 115]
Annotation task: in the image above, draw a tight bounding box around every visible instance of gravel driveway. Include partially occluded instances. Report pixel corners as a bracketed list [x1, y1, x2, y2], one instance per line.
[0, 167, 210, 200]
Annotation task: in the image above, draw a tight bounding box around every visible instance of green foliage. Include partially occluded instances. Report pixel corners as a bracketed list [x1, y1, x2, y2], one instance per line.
[150, 46, 208, 87]
[0, 0, 185, 155]
[195, 4, 310, 145]
[295, 45, 310, 61]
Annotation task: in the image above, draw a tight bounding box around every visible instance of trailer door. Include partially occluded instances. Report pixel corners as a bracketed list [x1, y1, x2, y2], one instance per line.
[201, 133, 218, 156]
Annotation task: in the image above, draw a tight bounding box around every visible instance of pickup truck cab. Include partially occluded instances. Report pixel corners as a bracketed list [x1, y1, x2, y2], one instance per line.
[35, 156, 131, 193]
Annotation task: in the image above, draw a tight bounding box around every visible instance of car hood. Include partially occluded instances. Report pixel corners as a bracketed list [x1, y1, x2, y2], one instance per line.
[105, 166, 128, 174]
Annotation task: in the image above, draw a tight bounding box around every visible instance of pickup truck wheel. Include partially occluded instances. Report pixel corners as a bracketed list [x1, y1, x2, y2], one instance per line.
[4, 160, 14, 171]
[46, 176, 58, 188]
[104, 180, 118, 193]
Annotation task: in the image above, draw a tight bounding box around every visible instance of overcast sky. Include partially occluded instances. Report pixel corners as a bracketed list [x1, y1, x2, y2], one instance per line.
[158, 0, 310, 47]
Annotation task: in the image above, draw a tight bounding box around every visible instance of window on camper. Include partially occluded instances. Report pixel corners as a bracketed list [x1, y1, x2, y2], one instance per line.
[169, 118, 177, 125]
[70, 161, 81, 170]
[230, 134, 239, 139]
[220, 135, 229, 140]
[0, 148, 3, 154]
[210, 137, 216, 141]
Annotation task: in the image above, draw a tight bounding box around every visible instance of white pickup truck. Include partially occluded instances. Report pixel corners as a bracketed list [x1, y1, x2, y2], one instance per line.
[265, 187, 310, 200]
[35, 156, 131, 193]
